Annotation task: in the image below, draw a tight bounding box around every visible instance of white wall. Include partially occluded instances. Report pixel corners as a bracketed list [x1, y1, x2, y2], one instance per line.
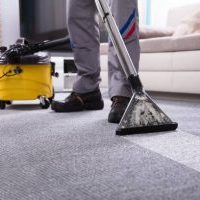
[151, 0, 200, 27]
[138, 0, 148, 25]
[0, 0, 20, 47]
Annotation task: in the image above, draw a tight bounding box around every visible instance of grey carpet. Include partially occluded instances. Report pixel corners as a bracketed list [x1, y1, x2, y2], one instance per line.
[0, 92, 200, 200]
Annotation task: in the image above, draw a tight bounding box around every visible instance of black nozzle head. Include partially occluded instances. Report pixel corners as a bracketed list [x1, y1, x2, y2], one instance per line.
[116, 123, 178, 135]
[128, 74, 143, 92]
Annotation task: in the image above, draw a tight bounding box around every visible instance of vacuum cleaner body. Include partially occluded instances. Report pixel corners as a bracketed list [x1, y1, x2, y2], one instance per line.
[0, 37, 71, 109]
[0, 57, 53, 100]
[0, 54, 54, 109]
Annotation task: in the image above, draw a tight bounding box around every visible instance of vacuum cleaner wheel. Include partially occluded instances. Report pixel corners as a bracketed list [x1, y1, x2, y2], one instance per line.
[0, 100, 6, 109]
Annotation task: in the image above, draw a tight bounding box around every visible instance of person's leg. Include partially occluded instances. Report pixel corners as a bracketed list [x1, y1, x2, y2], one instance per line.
[68, 0, 101, 93]
[108, 0, 140, 123]
[52, 0, 104, 112]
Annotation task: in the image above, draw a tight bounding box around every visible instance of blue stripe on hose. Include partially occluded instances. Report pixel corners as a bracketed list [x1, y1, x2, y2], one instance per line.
[120, 9, 136, 35]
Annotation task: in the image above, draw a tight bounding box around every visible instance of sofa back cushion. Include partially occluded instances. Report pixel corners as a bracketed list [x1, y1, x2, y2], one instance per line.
[173, 9, 200, 36]
[167, 4, 200, 28]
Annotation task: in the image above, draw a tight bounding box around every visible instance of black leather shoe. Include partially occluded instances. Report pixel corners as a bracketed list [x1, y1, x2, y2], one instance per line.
[108, 96, 130, 124]
[51, 89, 104, 112]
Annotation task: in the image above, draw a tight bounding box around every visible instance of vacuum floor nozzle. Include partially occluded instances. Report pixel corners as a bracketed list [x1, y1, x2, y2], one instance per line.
[116, 91, 178, 135]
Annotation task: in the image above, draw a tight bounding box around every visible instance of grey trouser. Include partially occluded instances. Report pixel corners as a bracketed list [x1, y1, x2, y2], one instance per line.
[67, 0, 140, 98]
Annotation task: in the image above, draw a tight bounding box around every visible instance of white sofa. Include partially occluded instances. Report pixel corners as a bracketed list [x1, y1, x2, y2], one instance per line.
[100, 3, 200, 94]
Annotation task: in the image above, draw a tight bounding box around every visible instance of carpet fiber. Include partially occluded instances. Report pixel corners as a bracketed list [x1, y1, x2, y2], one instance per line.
[0, 92, 200, 200]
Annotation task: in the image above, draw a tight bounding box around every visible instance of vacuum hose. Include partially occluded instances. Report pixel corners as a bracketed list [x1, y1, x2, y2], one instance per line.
[1, 37, 70, 63]
[30, 37, 70, 53]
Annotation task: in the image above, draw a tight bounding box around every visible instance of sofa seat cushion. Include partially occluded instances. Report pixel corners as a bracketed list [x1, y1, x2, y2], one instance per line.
[140, 34, 200, 53]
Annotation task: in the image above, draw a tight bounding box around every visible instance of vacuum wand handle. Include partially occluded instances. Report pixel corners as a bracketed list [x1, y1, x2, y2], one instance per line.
[95, 0, 138, 78]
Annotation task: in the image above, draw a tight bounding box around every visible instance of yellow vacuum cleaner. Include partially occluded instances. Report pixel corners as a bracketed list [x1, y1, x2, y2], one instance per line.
[0, 37, 69, 109]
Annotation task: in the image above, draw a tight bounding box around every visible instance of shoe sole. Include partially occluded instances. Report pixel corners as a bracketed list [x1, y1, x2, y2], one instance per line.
[108, 117, 120, 124]
[108, 111, 124, 124]
[84, 101, 104, 110]
[52, 100, 104, 112]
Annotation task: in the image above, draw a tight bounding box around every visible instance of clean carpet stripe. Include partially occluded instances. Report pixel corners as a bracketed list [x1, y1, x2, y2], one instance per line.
[124, 131, 200, 172]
